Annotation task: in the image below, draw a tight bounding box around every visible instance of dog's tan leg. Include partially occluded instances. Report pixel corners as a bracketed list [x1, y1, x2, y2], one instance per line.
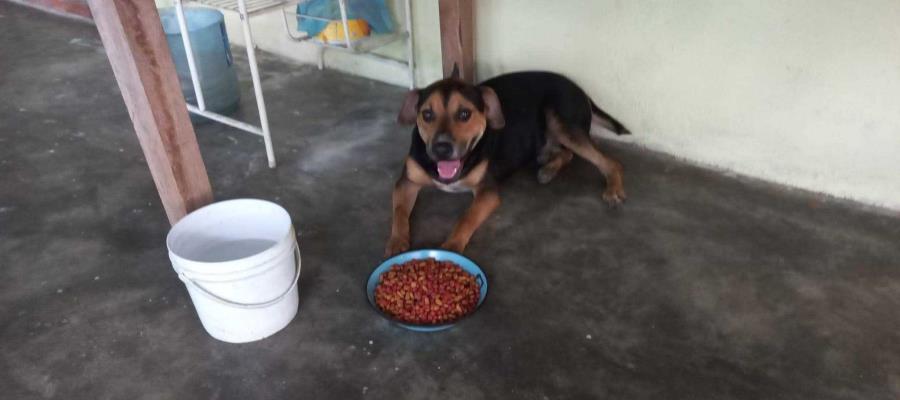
[537, 148, 573, 184]
[441, 187, 501, 253]
[385, 176, 422, 256]
[547, 111, 626, 206]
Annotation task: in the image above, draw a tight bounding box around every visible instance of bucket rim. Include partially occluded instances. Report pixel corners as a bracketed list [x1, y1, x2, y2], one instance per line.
[166, 199, 294, 273]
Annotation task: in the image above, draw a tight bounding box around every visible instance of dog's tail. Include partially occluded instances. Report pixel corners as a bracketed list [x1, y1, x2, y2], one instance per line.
[590, 100, 631, 135]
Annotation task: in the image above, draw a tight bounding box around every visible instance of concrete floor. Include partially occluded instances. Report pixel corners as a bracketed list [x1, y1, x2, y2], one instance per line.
[3, 3, 900, 399]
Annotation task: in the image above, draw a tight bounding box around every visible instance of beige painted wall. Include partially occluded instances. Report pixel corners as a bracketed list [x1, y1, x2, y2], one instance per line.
[160, 1, 900, 210]
[474, 0, 900, 210]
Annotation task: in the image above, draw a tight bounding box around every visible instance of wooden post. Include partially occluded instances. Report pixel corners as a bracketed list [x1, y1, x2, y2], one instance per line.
[439, 0, 474, 82]
[88, 0, 213, 225]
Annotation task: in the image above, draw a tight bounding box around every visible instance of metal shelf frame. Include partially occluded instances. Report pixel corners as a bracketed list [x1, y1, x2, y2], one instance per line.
[174, 0, 278, 167]
[170, 0, 415, 169]
[281, 0, 416, 88]
[194, 0, 286, 14]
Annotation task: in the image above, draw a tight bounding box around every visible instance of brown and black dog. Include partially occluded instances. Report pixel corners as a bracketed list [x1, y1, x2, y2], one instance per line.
[385, 68, 630, 256]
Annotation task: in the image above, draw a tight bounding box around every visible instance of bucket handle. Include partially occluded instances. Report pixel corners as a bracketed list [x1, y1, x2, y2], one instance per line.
[178, 245, 301, 309]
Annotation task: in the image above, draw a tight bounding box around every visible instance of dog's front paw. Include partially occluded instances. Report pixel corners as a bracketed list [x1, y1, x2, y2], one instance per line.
[537, 164, 560, 184]
[602, 185, 627, 207]
[440, 238, 467, 254]
[384, 236, 410, 257]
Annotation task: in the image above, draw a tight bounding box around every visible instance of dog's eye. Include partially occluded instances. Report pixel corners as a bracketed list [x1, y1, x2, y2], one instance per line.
[457, 109, 471, 122]
[421, 110, 435, 122]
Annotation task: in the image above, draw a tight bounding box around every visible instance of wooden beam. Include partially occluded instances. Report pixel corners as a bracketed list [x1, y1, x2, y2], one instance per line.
[439, 0, 474, 82]
[88, 0, 212, 225]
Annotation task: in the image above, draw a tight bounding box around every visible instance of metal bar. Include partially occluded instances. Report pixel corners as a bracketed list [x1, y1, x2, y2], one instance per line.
[280, 6, 324, 68]
[187, 104, 264, 136]
[403, 0, 415, 88]
[336, 0, 353, 50]
[195, 0, 285, 14]
[295, 14, 337, 23]
[174, 0, 206, 110]
[245, 0, 272, 6]
[237, 0, 277, 168]
[281, 4, 306, 40]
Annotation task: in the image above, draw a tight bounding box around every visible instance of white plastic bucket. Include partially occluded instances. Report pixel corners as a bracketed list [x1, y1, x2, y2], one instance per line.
[166, 199, 300, 343]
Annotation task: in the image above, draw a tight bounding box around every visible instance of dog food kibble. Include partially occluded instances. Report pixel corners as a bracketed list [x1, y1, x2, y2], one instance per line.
[375, 258, 480, 325]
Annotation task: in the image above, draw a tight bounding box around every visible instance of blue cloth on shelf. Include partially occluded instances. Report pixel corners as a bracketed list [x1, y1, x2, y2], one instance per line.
[297, 0, 395, 36]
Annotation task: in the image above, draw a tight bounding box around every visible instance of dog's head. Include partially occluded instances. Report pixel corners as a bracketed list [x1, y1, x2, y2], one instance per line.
[397, 67, 505, 182]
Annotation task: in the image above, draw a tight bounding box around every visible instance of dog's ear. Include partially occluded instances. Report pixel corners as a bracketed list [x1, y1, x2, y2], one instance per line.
[397, 89, 420, 125]
[450, 63, 460, 80]
[480, 86, 505, 130]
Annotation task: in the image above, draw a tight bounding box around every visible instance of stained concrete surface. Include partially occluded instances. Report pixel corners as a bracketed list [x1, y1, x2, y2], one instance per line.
[2, 3, 900, 399]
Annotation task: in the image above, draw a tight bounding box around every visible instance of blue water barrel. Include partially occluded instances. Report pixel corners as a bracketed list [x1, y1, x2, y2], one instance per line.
[159, 7, 240, 119]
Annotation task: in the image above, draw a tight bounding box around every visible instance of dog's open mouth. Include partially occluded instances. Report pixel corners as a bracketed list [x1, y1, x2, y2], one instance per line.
[436, 159, 461, 180]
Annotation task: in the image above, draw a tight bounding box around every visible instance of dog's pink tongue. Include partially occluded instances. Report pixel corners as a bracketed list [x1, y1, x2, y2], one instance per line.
[437, 160, 461, 179]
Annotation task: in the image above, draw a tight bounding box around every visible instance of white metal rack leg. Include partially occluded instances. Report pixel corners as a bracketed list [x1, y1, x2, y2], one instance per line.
[236, 0, 276, 168]
[173, 0, 278, 168]
[336, 0, 352, 50]
[174, 3, 206, 111]
[403, 0, 415, 88]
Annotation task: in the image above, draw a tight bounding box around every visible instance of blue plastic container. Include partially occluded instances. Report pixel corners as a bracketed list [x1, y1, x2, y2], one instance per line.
[366, 249, 488, 332]
[159, 7, 240, 120]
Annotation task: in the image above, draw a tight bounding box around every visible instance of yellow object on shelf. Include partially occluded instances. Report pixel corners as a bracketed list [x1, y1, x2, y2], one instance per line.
[316, 19, 371, 45]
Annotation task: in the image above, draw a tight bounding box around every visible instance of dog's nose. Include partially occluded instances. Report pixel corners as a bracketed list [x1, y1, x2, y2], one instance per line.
[432, 142, 454, 159]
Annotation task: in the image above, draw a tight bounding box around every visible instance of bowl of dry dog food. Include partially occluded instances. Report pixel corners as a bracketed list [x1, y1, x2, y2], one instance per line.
[366, 249, 488, 332]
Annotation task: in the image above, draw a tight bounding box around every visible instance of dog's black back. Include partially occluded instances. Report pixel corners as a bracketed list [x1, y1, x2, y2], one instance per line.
[483, 72, 593, 180]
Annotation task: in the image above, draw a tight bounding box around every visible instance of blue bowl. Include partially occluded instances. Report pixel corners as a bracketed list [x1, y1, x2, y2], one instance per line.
[366, 249, 488, 332]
